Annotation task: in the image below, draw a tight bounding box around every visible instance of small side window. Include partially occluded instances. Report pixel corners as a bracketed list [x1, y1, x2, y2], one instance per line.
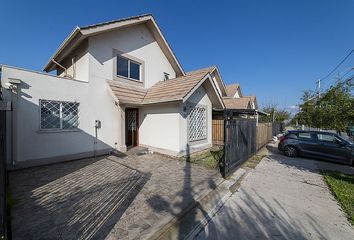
[116, 56, 141, 81]
[287, 133, 297, 139]
[297, 132, 312, 140]
[117, 56, 129, 78]
[129, 61, 140, 80]
[317, 134, 335, 143]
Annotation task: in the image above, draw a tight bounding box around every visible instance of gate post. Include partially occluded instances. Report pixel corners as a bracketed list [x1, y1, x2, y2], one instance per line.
[222, 110, 234, 178]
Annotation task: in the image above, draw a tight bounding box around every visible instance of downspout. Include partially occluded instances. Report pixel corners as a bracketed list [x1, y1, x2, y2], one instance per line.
[51, 59, 72, 78]
[8, 79, 21, 167]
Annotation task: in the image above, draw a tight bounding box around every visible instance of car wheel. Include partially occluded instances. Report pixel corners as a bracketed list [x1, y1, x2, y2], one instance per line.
[284, 146, 297, 157]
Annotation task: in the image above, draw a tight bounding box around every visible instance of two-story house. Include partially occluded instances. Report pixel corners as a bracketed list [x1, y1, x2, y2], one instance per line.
[0, 14, 227, 168]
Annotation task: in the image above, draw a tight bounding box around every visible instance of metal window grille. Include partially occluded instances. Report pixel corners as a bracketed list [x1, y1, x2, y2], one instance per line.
[188, 106, 207, 141]
[40, 100, 79, 130]
[127, 110, 136, 131]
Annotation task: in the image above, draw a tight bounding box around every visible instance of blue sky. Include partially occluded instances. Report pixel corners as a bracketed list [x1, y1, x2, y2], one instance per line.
[1, 0, 353, 110]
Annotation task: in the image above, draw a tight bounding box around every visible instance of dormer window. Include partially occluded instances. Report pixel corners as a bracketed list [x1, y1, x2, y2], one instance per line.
[117, 56, 141, 81]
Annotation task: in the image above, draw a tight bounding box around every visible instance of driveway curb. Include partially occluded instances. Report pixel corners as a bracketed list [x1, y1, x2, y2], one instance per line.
[152, 167, 251, 240]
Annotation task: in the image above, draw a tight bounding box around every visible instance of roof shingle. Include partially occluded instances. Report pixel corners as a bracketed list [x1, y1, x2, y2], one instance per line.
[223, 97, 251, 109]
[108, 81, 147, 104]
[225, 84, 240, 97]
[143, 67, 213, 103]
[108, 66, 214, 105]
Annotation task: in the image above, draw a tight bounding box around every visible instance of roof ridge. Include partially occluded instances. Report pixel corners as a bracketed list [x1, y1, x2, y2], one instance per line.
[80, 14, 153, 29]
[181, 72, 211, 100]
[186, 66, 216, 74]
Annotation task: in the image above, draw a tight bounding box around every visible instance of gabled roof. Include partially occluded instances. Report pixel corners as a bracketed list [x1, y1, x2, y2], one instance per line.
[223, 97, 251, 109]
[225, 83, 242, 98]
[188, 66, 227, 97]
[244, 95, 258, 109]
[144, 67, 213, 104]
[107, 66, 224, 109]
[44, 14, 185, 76]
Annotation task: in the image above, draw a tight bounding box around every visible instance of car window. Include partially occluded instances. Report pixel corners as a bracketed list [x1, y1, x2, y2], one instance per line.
[287, 133, 298, 139]
[317, 134, 335, 143]
[297, 132, 312, 140]
[335, 134, 352, 144]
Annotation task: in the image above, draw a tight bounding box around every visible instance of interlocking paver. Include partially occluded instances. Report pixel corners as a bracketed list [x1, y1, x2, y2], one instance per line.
[10, 152, 222, 239]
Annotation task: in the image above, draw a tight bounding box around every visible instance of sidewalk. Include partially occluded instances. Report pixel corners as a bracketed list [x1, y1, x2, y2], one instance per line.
[195, 144, 354, 240]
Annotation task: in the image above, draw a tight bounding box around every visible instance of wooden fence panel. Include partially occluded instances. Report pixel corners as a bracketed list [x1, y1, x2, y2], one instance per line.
[213, 120, 276, 149]
[256, 122, 273, 150]
[212, 119, 224, 145]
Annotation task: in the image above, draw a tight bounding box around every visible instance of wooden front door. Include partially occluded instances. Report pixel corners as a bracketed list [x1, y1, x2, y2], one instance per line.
[125, 108, 139, 148]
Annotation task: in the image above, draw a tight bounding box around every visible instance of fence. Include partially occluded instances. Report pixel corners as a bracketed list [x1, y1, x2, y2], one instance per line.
[212, 119, 224, 145]
[216, 117, 283, 177]
[0, 110, 7, 239]
[256, 123, 273, 150]
[213, 120, 279, 148]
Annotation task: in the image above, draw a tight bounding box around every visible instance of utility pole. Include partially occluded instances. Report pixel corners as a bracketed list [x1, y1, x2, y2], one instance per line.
[316, 79, 321, 100]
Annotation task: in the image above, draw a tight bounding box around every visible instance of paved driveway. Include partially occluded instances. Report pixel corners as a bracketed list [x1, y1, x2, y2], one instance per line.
[10, 153, 223, 240]
[196, 144, 354, 240]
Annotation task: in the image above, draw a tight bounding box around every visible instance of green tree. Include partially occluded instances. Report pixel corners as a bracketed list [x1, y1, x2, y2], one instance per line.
[259, 104, 290, 123]
[295, 89, 316, 127]
[294, 80, 354, 132]
[317, 81, 354, 132]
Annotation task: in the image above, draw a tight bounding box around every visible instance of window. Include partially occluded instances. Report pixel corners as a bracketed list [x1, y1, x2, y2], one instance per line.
[117, 56, 140, 81]
[317, 134, 335, 143]
[40, 100, 79, 130]
[188, 106, 207, 141]
[297, 132, 312, 140]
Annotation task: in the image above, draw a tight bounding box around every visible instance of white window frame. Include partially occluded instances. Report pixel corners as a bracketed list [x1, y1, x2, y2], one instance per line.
[39, 99, 79, 131]
[116, 56, 141, 81]
[188, 105, 208, 142]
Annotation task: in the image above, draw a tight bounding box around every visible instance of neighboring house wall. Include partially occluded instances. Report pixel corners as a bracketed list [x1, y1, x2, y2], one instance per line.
[180, 85, 212, 155]
[88, 24, 177, 89]
[1, 66, 122, 168]
[139, 102, 181, 155]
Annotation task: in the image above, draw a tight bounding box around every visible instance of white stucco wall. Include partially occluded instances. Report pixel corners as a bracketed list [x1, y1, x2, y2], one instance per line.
[180, 85, 213, 155]
[1, 66, 122, 167]
[139, 103, 181, 155]
[88, 24, 177, 88]
[58, 41, 89, 82]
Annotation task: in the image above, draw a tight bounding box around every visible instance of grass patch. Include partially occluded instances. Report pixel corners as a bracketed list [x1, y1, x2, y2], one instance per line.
[185, 147, 224, 170]
[322, 171, 354, 225]
[241, 154, 267, 169]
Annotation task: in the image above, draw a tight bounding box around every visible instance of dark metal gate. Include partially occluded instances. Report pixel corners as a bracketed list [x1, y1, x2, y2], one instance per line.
[0, 109, 7, 239]
[222, 117, 257, 178]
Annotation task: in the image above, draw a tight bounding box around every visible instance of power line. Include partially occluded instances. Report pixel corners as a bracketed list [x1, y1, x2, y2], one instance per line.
[319, 49, 354, 83]
[322, 67, 354, 89]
